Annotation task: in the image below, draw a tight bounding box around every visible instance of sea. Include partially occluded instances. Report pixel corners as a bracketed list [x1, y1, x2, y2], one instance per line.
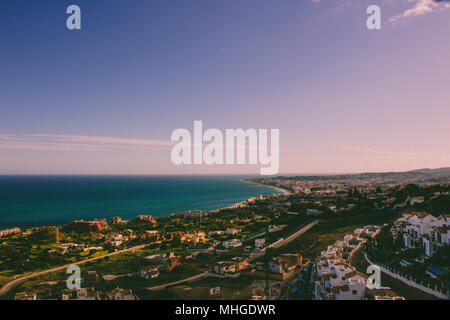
[0, 175, 281, 229]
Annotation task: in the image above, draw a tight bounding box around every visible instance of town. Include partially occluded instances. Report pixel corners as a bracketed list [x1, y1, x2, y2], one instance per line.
[0, 169, 449, 300]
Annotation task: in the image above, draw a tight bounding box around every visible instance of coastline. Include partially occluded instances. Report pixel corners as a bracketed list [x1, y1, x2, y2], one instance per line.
[214, 179, 289, 211]
[0, 176, 286, 230]
[243, 179, 292, 196]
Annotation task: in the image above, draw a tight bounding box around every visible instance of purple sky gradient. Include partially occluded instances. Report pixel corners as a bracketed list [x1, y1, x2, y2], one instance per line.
[0, 0, 449, 174]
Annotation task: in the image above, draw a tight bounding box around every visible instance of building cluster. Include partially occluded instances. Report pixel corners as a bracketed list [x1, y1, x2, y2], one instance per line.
[0, 227, 21, 238]
[392, 212, 450, 257]
[52, 242, 103, 255]
[171, 210, 211, 218]
[314, 225, 404, 300]
[176, 231, 207, 243]
[142, 252, 182, 275]
[214, 257, 250, 275]
[103, 230, 136, 247]
[135, 215, 157, 224]
[214, 252, 303, 283]
[64, 218, 109, 233]
[15, 269, 135, 300]
[61, 287, 135, 300]
[221, 238, 242, 249]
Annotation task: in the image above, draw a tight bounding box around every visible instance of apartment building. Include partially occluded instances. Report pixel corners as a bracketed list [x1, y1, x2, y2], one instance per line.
[392, 212, 450, 257]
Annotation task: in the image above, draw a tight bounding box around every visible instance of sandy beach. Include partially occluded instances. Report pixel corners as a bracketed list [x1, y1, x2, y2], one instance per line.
[243, 180, 292, 196]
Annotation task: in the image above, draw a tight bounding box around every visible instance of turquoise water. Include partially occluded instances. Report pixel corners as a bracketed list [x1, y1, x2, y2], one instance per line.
[0, 175, 279, 229]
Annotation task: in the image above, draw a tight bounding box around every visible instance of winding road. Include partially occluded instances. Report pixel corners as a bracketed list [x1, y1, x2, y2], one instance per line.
[0, 244, 146, 299]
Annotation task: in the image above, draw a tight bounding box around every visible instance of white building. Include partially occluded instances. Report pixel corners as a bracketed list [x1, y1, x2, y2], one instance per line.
[268, 254, 302, 274]
[222, 239, 242, 249]
[392, 212, 450, 257]
[140, 266, 160, 279]
[410, 196, 425, 206]
[255, 238, 266, 249]
[314, 259, 367, 300]
[226, 228, 241, 235]
[313, 225, 396, 300]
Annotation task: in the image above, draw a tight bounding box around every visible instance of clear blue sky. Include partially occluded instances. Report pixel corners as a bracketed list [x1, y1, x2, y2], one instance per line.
[1, 0, 449, 174]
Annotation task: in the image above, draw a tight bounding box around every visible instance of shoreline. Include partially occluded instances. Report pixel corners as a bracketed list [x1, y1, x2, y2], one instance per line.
[213, 179, 289, 211]
[243, 179, 292, 196]
[0, 177, 285, 230]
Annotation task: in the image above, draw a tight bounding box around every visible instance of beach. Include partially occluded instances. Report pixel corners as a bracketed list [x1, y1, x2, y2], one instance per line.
[243, 179, 292, 196]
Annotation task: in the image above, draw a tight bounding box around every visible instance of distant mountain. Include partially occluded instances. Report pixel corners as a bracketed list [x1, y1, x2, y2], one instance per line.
[274, 167, 450, 185]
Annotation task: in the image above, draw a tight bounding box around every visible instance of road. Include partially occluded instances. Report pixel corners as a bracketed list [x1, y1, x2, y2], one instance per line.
[1, 220, 319, 299]
[270, 220, 319, 249]
[0, 244, 146, 299]
[248, 220, 319, 262]
[146, 272, 208, 291]
[350, 246, 439, 300]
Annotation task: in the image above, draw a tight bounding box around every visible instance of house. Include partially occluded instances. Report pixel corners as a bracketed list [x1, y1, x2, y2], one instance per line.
[222, 239, 242, 249]
[84, 270, 99, 283]
[367, 289, 405, 300]
[209, 230, 225, 236]
[314, 260, 367, 300]
[14, 292, 37, 300]
[140, 266, 160, 279]
[143, 252, 181, 272]
[111, 216, 122, 224]
[226, 228, 241, 235]
[268, 254, 302, 274]
[135, 215, 157, 224]
[106, 287, 134, 300]
[214, 257, 249, 274]
[231, 257, 249, 271]
[410, 196, 425, 206]
[306, 209, 323, 216]
[184, 231, 206, 243]
[162, 253, 182, 272]
[343, 234, 354, 242]
[255, 238, 266, 249]
[62, 287, 98, 300]
[214, 261, 236, 274]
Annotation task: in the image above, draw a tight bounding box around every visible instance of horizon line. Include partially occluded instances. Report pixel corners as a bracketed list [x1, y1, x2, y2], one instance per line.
[0, 166, 448, 177]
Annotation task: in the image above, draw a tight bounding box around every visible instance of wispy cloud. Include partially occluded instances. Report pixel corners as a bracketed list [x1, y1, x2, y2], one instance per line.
[390, 0, 450, 23]
[0, 134, 175, 152]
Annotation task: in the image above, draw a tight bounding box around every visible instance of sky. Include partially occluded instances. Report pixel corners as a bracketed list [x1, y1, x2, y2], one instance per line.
[0, 0, 449, 175]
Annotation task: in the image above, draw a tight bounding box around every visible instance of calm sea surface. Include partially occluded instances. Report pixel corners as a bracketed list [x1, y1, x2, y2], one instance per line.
[0, 175, 280, 229]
